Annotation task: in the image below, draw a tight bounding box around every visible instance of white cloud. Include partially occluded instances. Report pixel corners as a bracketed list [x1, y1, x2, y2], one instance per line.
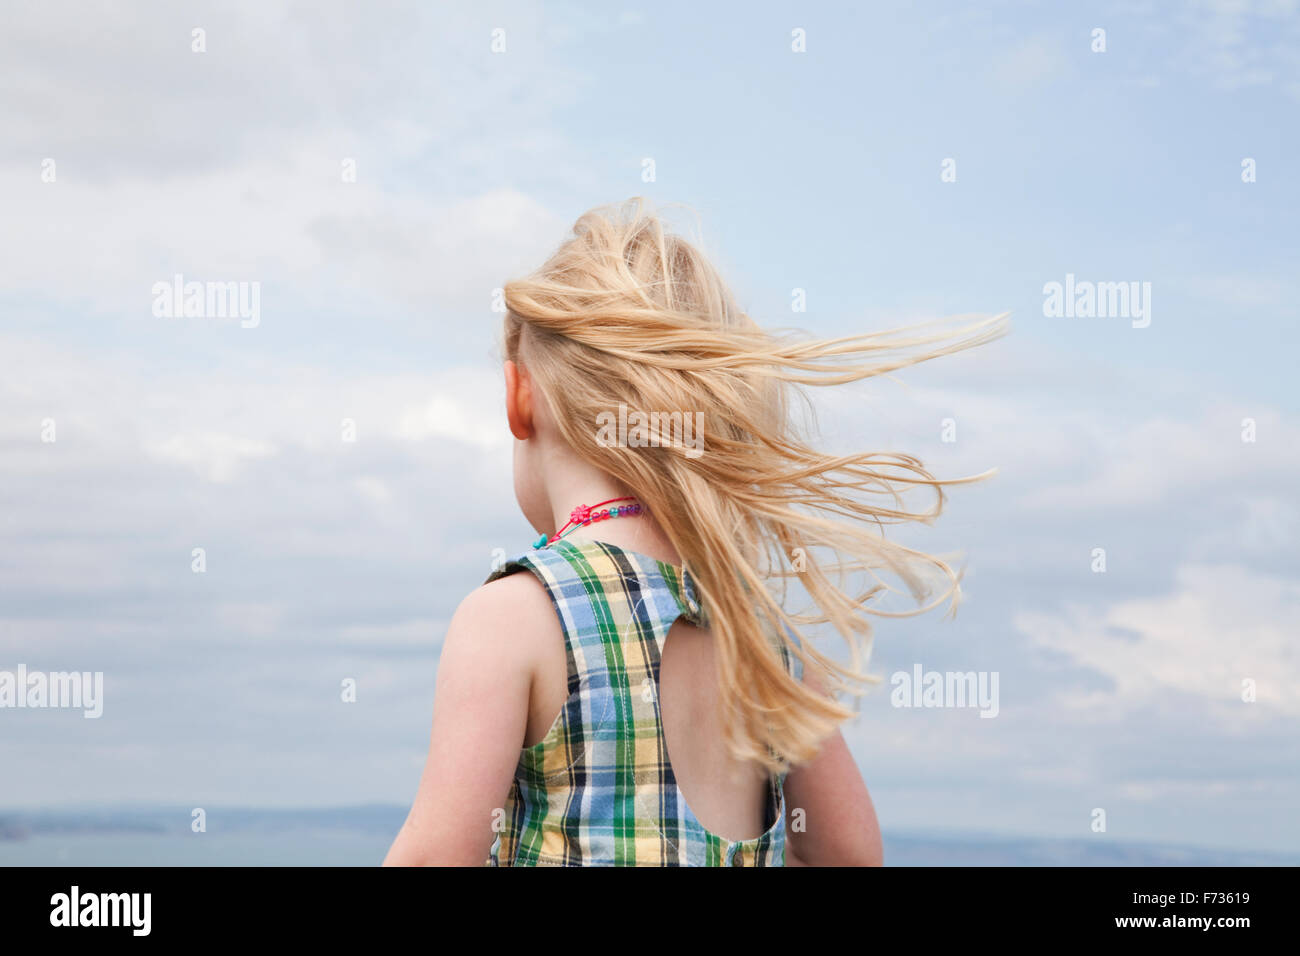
[0, 154, 564, 321]
[0, 1, 576, 320]
[1017, 562, 1300, 718]
[1020, 411, 1297, 511]
[147, 432, 278, 483]
[992, 33, 1065, 90]
[1173, 0, 1300, 96]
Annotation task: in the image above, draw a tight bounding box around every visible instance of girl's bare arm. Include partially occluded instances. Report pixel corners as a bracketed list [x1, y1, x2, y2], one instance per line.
[783, 669, 883, 867]
[382, 574, 548, 866]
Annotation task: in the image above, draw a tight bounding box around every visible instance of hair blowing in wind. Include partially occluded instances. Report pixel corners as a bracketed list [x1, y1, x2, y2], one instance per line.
[503, 198, 1010, 772]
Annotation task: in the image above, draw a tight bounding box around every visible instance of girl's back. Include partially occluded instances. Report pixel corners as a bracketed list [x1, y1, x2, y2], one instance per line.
[489, 538, 799, 865]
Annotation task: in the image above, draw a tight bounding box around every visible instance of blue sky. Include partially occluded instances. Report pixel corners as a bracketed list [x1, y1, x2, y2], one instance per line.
[1, 0, 1297, 855]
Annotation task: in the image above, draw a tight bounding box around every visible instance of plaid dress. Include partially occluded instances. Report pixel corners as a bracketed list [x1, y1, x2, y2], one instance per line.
[484, 538, 802, 866]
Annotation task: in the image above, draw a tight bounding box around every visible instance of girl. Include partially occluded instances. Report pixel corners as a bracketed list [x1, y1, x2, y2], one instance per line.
[384, 199, 1006, 866]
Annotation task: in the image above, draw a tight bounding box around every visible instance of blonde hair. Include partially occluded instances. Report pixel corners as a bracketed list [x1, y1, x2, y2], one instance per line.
[503, 198, 1008, 772]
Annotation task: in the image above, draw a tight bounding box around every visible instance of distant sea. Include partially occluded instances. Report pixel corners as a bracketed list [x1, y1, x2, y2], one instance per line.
[1, 806, 1296, 866]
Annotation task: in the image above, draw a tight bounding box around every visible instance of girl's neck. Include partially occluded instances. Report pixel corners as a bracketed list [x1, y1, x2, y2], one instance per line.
[547, 481, 680, 567]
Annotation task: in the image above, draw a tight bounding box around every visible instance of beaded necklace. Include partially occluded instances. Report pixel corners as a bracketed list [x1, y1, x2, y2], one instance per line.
[532, 496, 644, 549]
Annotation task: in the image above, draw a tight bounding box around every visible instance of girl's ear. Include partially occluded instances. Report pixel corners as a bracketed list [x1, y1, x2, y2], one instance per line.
[503, 360, 534, 440]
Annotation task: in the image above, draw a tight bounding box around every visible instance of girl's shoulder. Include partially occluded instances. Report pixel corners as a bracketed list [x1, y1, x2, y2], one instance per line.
[440, 569, 560, 688]
[452, 568, 553, 628]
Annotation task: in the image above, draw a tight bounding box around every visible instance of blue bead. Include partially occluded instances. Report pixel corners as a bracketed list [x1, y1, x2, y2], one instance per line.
[532, 534, 548, 549]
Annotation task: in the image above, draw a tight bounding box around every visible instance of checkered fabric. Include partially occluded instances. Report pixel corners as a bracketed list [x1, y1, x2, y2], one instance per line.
[484, 538, 802, 867]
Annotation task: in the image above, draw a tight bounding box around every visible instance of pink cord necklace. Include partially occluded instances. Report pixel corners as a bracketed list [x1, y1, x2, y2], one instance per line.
[533, 496, 644, 549]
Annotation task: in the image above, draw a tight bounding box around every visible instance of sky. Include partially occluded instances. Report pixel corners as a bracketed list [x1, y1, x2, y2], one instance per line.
[1, 0, 1297, 855]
